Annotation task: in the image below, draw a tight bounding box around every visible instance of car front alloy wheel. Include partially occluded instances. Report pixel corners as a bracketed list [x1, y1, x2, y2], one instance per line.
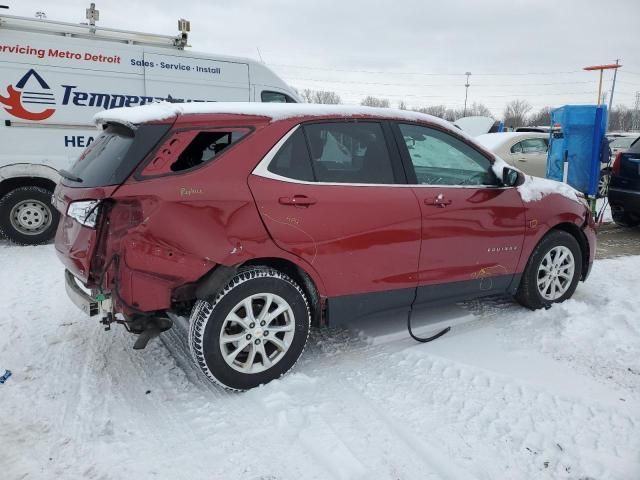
[516, 230, 582, 309]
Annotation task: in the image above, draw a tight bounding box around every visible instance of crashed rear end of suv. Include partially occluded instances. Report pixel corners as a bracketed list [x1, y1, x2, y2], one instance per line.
[54, 102, 596, 390]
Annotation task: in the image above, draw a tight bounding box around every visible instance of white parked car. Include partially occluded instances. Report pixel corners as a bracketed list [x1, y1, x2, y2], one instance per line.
[475, 132, 549, 178]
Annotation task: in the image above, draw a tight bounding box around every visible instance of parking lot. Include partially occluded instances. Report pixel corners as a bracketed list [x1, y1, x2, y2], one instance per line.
[1, 220, 639, 480]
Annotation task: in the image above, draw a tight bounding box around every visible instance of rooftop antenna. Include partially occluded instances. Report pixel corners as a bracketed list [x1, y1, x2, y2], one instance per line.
[86, 2, 99, 33]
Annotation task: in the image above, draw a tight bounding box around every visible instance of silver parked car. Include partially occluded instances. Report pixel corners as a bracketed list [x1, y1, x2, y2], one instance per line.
[475, 132, 549, 178]
[476, 132, 612, 196]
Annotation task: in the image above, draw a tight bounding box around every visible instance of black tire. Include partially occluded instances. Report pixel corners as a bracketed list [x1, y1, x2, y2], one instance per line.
[188, 266, 311, 391]
[0, 186, 59, 245]
[515, 230, 583, 310]
[611, 210, 640, 228]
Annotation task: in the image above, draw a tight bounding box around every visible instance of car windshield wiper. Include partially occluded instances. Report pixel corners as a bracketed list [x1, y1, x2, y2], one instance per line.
[59, 169, 83, 183]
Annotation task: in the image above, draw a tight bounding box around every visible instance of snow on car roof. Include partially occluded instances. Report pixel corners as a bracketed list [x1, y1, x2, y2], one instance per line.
[475, 132, 548, 151]
[93, 101, 464, 135]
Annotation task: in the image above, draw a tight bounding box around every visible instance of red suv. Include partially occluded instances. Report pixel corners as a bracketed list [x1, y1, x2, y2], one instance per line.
[54, 103, 596, 390]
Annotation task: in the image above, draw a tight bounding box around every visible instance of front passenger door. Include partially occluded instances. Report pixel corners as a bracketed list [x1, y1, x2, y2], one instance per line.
[393, 123, 526, 305]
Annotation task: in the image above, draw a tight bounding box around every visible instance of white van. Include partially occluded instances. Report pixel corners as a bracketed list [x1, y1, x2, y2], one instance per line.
[0, 6, 299, 244]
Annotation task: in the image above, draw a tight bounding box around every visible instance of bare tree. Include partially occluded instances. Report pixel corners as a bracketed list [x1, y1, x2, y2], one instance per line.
[503, 99, 532, 128]
[527, 107, 553, 127]
[398, 100, 408, 110]
[301, 89, 341, 104]
[414, 105, 446, 118]
[609, 105, 633, 131]
[465, 102, 493, 118]
[414, 103, 492, 121]
[361, 96, 390, 108]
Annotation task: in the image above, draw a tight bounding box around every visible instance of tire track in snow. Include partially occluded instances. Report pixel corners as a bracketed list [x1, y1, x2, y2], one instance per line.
[336, 348, 640, 479]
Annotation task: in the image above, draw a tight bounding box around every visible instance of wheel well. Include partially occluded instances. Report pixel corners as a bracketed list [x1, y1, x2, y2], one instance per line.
[550, 223, 589, 279]
[0, 177, 57, 199]
[241, 257, 323, 326]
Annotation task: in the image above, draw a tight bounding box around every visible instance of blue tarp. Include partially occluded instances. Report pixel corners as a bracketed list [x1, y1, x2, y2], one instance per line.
[547, 105, 608, 196]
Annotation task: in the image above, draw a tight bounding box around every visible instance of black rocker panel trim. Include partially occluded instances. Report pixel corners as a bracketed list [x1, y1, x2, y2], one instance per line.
[326, 274, 516, 327]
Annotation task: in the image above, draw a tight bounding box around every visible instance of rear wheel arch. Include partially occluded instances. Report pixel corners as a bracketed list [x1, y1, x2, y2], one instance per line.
[241, 257, 323, 326]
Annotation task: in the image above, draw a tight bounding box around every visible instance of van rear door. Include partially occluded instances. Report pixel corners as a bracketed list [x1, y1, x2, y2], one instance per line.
[142, 52, 250, 102]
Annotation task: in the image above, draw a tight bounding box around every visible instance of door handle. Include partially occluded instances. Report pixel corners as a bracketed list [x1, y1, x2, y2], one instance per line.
[425, 194, 452, 208]
[278, 195, 317, 207]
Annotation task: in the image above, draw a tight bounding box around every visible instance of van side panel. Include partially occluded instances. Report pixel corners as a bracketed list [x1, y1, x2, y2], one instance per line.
[143, 52, 250, 102]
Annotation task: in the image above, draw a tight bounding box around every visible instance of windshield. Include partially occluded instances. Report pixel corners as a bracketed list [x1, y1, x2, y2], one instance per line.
[64, 123, 171, 188]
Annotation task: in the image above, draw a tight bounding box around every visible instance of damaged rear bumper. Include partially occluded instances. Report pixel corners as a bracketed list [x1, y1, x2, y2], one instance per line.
[64, 269, 100, 317]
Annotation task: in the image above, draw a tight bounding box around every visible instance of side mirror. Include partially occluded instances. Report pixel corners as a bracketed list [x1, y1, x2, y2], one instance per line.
[502, 166, 523, 187]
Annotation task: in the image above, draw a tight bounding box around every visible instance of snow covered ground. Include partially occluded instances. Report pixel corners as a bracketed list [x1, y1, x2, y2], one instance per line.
[1, 243, 639, 480]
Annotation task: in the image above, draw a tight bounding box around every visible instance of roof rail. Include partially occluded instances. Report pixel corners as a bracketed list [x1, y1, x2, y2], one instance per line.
[0, 5, 190, 49]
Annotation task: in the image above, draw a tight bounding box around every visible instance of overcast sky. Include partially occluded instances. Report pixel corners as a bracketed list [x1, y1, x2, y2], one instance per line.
[6, 0, 640, 117]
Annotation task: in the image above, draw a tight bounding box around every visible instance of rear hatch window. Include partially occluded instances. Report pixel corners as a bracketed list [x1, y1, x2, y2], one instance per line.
[63, 123, 171, 187]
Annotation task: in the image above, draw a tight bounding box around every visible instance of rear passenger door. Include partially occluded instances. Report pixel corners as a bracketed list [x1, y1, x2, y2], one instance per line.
[248, 121, 422, 321]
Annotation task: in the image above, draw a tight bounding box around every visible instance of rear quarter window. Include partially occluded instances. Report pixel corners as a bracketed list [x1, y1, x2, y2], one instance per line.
[140, 128, 251, 176]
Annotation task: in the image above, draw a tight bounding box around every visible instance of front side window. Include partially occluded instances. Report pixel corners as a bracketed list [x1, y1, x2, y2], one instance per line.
[398, 123, 496, 186]
[304, 122, 396, 184]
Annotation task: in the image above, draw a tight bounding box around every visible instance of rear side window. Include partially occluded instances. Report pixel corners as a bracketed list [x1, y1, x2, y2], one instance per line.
[304, 122, 396, 184]
[65, 123, 170, 187]
[267, 128, 314, 181]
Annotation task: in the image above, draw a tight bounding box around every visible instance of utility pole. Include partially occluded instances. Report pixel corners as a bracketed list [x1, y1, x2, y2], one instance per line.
[608, 59, 620, 114]
[606, 58, 621, 132]
[463, 72, 471, 117]
[634, 91, 640, 131]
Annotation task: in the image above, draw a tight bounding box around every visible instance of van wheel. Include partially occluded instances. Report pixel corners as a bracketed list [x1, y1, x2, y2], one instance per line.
[0, 186, 59, 245]
[188, 266, 311, 391]
[515, 230, 582, 310]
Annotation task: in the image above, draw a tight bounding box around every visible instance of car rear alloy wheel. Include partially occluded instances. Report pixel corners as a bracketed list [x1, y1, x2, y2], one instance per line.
[0, 186, 59, 245]
[515, 230, 582, 309]
[189, 266, 310, 390]
[220, 293, 295, 374]
[536, 246, 575, 301]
